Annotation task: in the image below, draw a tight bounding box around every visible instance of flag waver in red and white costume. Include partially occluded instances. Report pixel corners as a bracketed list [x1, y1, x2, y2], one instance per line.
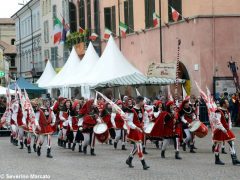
[125, 96, 150, 170]
[111, 100, 127, 150]
[34, 99, 56, 158]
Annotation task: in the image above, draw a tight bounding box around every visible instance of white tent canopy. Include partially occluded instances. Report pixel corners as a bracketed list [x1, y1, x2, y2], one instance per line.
[0, 86, 15, 95]
[82, 35, 142, 86]
[67, 42, 99, 87]
[36, 60, 56, 88]
[46, 47, 81, 88]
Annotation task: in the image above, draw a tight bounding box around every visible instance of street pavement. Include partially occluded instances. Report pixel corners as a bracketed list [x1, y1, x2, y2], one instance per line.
[1, 128, 240, 180]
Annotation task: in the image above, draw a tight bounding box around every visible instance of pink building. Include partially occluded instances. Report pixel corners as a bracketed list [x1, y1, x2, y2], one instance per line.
[69, 0, 240, 96]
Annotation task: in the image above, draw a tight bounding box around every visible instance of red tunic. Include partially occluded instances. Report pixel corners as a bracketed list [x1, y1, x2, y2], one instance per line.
[36, 109, 54, 135]
[62, 111, 69, 128]
[82, 115, 97, 133]
[102, 114, 113, 129]
[16, 108, 24, 127]
[127, 109, 143, 142]
[114, 113, 124, 129]
[213, 109, 235, 142]
[71, 116, 79, 132]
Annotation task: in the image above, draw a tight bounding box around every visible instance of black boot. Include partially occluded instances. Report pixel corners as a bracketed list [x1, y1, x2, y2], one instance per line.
[215, 154, 225, 165]
[161, 150, 165, 158]
[83, 146, 87, 154]
[47, 148, 53, 158]
[63, 141, 66, 148]
[10, 136, 13, 143]
[37, 146, 41, 157]
[182, 143, 186, 151]
[222, 148, 227, 154]
[114, 142, 117, 149]
[72, 143, 76, 151]
[122, 145, 127, 150]
[91, 148, 96, 156]
[126, 156, 134, 168]
[190, 145, 196, 153]
[24, 139, 27, 147]
[19, 142, 24, 149]
[212, 144, 216, 153]
[141, 159, 150, 170]
[33, 143, 37, 152]
[27, 146, 31, 153]
[109, 139, 113, 145]
[68, 142, 71, 149]
[231, 154, 240, 165]
[15, 140, 18, 146]
[175, 151, 182, 160]
[79, 144, 83, 153]
[143, 147, 148, 154]
[155, 141, 159, 149]
[58, 139, 61, 146]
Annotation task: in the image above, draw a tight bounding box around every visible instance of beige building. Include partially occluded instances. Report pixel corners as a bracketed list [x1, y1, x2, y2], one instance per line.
[41, 0, 70, 70]
[0, 18, 16, 45]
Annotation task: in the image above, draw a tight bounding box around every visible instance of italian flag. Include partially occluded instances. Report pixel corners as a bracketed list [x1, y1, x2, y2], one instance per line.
[53, 17, 62, 44]
[104, 28, 112, 39]
[119, 21, 128, 38]
[153, 12, 160, 27]
[89, 32, 98, 41]
[171, 7, 180, 22]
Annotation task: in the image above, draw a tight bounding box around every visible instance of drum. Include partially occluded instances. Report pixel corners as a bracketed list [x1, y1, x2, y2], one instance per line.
[144, 122, 155, 134]
[189, 121, 208, 138]
[93, 123, 109, 143]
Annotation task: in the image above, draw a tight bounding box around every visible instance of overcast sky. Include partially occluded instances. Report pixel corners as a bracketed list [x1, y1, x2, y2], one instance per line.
[0, 0, 30, 18]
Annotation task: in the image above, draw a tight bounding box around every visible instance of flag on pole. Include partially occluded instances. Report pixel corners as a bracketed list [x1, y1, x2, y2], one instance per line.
[153, 12, 160, 27]
[171, 7, 180, 22]
[79, 26, 85, 33]
[61, 17, 70, 43]
[135, 88, 141, 96]
[104, 28, 112, 40]
[119, 21, 128, 38]
[89, 32, 98, 41]
[168, 86, 174, 101]
[53, 17, 62, 44]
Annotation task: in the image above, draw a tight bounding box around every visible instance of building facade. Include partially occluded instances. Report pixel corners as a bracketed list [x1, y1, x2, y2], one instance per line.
[0, 18, 16, 45]
[12, 0, 42, 82]
[41, 0, 70, 71]
[68, 0, 240, 95]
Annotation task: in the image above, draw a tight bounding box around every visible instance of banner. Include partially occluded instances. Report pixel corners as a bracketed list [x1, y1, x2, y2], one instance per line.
[147, 62, 176, 79]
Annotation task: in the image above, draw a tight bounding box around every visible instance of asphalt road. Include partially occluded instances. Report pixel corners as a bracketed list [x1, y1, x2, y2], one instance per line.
[1, 128, 240, 180]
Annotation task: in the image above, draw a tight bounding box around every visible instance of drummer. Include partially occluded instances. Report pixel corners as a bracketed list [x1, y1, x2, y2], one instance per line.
[125, 96, 150, 170]
[161, 101, 182, 160]
[179, 98, 197, 153]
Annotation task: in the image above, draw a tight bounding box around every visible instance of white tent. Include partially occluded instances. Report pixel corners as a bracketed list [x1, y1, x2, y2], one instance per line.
[0, 86, 15, 95]
[83, 36, 142, 86]
[36, 60, 56, 88]
[67, 42, 99, 87]
[46, 47, 81, 88]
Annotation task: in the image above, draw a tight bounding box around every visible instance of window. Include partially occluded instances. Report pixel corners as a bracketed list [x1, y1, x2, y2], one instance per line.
[79, 0, 85, 29]
[94, 0, 99, 35]
[104, 6, 116, 34]
[44, 49, 50, 60]
[44, 21, 49, 43]
[87, 0, 91, 33]
[37, 12, 40, 29]
[69, 2, 77, 32]
[10, 56, 15, 67]
[52, 4, 57, 28]
[124, 0, 134, 33]
[51, 47, 58, 68]
[145, 0, 155, 28]
[168, 0, 182, 22]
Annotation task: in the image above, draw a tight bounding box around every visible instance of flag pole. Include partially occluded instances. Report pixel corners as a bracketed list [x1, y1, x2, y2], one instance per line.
[118, 0, 122, 51]
[159, 0, 163, 63]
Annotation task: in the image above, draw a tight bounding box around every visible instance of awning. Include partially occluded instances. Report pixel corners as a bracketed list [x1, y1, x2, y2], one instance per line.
[91, 73, 185, 88]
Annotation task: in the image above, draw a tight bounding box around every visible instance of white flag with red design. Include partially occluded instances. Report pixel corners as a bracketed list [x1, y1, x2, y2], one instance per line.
[171, 7, 180, 22]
